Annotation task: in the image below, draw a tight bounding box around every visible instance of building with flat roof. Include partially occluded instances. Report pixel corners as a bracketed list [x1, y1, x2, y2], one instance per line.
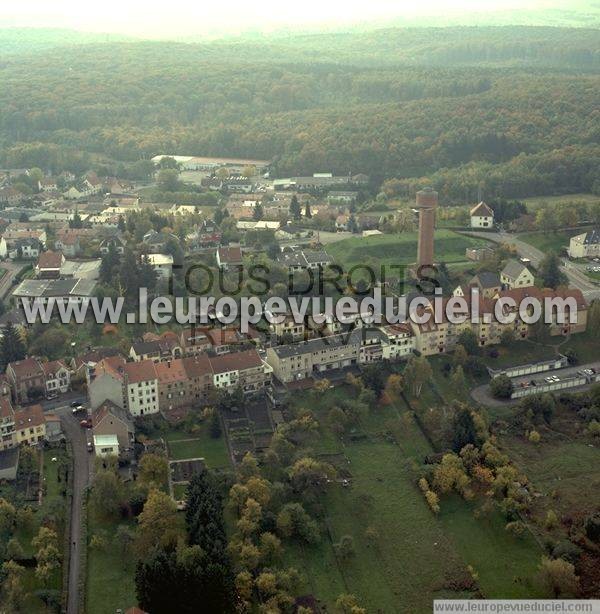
[12, 278, 96, 305]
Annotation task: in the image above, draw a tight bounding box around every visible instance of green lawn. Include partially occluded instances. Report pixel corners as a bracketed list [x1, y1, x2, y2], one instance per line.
[327, 230, 490, 271]
[86, 509, 137, 614]
[517, 230, 584, 254]
[166, 426, 230, 468]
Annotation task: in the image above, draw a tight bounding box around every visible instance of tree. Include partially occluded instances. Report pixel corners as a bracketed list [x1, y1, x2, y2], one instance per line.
[32, 527, 61, 587]
[91, 469, 126, 519]
[0, 322, 26, 369]
[539, 557, 580, 597]
[138, 453, 169, 490]
[587, 299, 600, 339]
[538, 253, 567, 289]
[383, 373, 404, 402]
[252, 203, 264, 221]
[304, 201, 312, 218]
[450, 365, 466, 390]
[490, 374, 513, 399]
[6, 537, 24, 560]
[335, 593, 366, 614]
[99, 242, 121, 284]
[157, 168, 180, 191]
[137, 489, 181, 556]
[452, 405, 483, 452]
[403, 355, 433, 398]
[209, 411, 222, 439]
[0, 497, 16, 535]
[453, 344, 468, 366]
[276, 503, 320, 544]
[1, 560, 26, 611]
[457, 329, 479, 355]
[289, 457, 335, 500]
[290, 194, 301, 220]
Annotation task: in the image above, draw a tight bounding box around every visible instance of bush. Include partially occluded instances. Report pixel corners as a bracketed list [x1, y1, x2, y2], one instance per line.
[490, 375, 513, 399]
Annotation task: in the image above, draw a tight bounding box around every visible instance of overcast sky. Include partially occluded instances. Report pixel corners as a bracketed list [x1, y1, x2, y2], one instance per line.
[0, 0, 572, 38]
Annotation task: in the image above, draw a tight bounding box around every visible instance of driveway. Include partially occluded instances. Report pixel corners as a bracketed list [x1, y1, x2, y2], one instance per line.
[461, 230, 600, 301]
[53, 404, 91, 614]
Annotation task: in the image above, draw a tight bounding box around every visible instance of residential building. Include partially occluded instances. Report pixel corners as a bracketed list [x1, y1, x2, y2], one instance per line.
[36, 250, 65, 278]
[500, 260, 534, 289]
[123, 361, 159, 417]
[380, 324, 416, 360]
[0, 395, 16, 451]
[42, 360, 71, 396]
[469, 272, 502, 299]
[210, 349, 270, 393]
[99, 236, 126, 254]
[470, 202, 494, 228]
[6, 358, 46, 403]
[568, 228, 600, 259]
[93, 434, 119, 457]
[14, 404, 46, 445]
[147, 253, 174, 281]
[92, 400, 134, 450]
[278, 249, 332, 273]
[266, 334, 360, 384]
[216, 245, 243, 270]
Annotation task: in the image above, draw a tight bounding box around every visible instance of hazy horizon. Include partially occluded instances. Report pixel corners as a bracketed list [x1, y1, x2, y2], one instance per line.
[1, 0, 598, 39]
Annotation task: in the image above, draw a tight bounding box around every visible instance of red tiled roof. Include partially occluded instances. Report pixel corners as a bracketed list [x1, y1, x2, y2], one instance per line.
[123, 360, 158, 384]
[155, 359, 188, 384]
[0, 396, 14, 420]
[8, 357, 44, 380]
[14, 404, 45, 430]
[217, 245, 243, 264]
[210, 348, 262, 374]
[37, 250, 63, 270]
[182, 354, 213, 378]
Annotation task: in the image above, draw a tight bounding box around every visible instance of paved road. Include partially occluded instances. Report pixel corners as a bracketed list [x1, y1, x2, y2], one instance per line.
[53, 404, 91, 614]
[0, 261, 27, 300]
[462, 231, 600, 301]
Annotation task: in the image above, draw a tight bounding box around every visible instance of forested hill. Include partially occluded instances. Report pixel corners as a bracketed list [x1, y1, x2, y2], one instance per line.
[1, 26, 600, 202]
[0, 28, 132, 55]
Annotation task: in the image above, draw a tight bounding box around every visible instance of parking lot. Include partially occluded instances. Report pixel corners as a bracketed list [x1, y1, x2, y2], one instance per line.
[510, 361, 600, 398]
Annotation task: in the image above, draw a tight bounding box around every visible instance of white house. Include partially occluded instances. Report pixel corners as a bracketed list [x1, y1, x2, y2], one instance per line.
[147, 254, 174, 281]
[470, 202, 494, 228]
[93, 434, 119, 457]
[500, 260, 535, 289]
[42, 360, 71, 396]
[381, 324, 416, 360]
[568, 228, 600, 259]
[123, 361, 159, 417]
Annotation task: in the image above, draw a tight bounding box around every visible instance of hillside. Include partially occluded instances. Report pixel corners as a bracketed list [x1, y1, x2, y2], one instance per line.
[1, 26, 600, 202]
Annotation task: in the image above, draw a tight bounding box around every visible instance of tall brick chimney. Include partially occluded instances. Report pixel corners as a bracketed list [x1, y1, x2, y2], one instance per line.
[416, 187, 438, 268]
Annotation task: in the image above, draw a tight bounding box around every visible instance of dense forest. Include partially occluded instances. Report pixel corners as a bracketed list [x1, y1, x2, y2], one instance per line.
[1, 26, 600, 202]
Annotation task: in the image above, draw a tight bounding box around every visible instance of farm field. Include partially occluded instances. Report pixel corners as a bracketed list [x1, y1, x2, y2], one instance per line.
[327, 230, 490, 271]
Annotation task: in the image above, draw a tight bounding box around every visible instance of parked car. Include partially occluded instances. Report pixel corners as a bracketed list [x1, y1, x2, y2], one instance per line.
[80, 419, 92, 428]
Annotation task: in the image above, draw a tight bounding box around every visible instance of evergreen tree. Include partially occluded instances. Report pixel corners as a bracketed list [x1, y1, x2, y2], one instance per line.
[99, 243, 120, 285]
[304, 201, 312, 218]
[290, 195, 301, 220]
[539, 252, 568, 289]
[0, 322, 26, 369]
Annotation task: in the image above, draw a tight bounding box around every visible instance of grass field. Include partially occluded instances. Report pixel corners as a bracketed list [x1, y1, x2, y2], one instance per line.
[285, 387, 543, 611]
[86, 509, 137, 614]
[165, 425, 230, 468]
[327, 230, 490, 271]
[522, 193, 599, 212]
[516, 230, 586, 254]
